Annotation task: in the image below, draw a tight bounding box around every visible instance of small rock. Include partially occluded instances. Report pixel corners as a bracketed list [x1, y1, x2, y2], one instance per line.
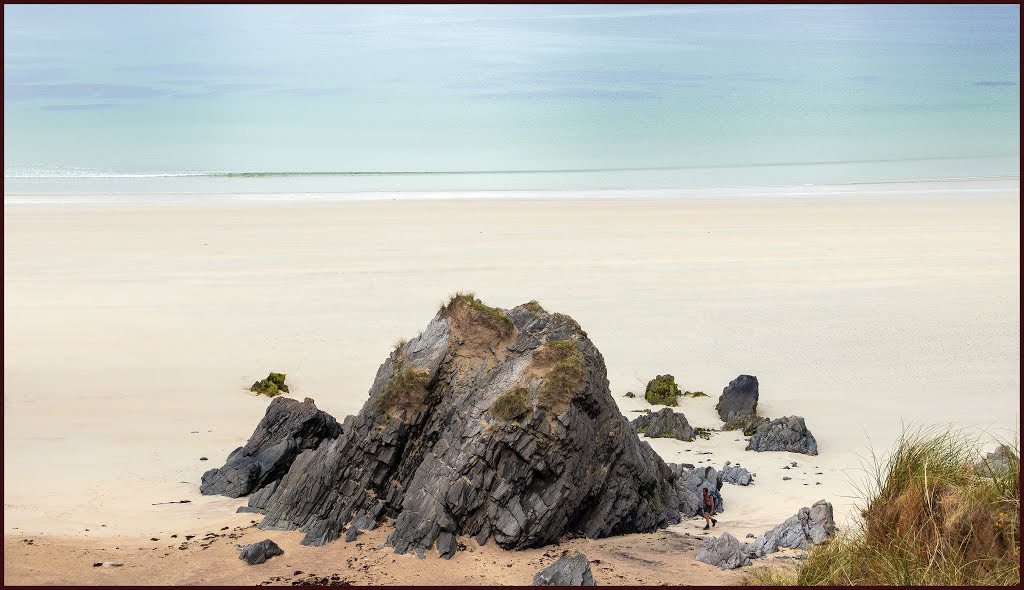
[238, 539, 284, 565]
[694, 532, 751, 569]
[200, 457, 208, 461]
[532, 551, 595, 586]
[782, 476, 791, 481]
[93, 562, 124, 568]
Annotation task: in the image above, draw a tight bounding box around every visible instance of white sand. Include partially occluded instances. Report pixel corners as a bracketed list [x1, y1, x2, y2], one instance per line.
[4, 187, 1020, 547]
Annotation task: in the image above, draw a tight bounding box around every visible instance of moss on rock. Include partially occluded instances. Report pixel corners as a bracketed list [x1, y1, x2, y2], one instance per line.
[251, 372, 289, 397]
[644, 374, 680, 407]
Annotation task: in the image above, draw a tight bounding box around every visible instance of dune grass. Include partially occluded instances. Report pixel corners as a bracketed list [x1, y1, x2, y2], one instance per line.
[746, 427, 1020, 586]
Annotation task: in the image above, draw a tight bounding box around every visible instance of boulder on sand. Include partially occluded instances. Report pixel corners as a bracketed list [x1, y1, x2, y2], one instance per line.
[747, 500, 836, 558]
[721, 464, 753, 486]
[235, 296, 681, 558]
[644, 374, 681, 406]
[715, 375, 759, 422]
[532, 551, 595, 586]
[745, 416, 818, 456]
[201, 397, 342, 498]
[695, 532, 751, 569]
[631, 407, 695, 441]
[238, 539, 284, 565]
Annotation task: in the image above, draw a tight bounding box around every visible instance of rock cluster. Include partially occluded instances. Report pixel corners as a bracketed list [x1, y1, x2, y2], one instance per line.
[631, 408, 695, 441]
[746, 500, 836, 558]
[720, 464, 753, 486]
[201, 397, 343, 497]
[746, 416, 818, 456]
[532, 552, 595, 586]
[224, 297, 680, 558]
[695, 532, 751, 569]
[238, 539, 284, 565]
[715, 375, 758, 422]
[668, 463, 724, 517]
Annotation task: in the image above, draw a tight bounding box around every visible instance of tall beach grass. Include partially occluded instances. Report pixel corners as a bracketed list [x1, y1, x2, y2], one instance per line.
[744, 427, 1019, 586]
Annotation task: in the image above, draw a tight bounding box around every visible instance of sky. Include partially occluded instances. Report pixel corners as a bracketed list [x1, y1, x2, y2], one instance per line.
[3, 4, 1020, 176]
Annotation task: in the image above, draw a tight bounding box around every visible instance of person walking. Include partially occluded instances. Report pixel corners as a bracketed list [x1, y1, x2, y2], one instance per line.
[701, 487, 718, 530]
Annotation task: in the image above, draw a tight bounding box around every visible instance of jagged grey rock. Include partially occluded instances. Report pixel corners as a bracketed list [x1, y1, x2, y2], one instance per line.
[238, 298, 681, 557]
[746, 416, 818, 456]
[715, 375, 759, 422]
[668, 464, 724, 517]
[694, 532, 751, 569]
[721, 465, 753, 486]
[238, 539, 283, 565]
[631, 407, 695, 441]
[747, 500, 836, 558]
[975, 444, 1016, 476]
[532, 551, 595, 586]
[201, 397, 342, 498]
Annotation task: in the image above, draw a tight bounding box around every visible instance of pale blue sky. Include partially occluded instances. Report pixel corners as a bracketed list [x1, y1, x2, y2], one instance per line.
[4, 4, 1019, 176]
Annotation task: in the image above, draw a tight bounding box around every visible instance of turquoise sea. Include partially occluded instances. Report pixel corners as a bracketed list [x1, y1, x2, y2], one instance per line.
[4, 4, 1019, 200]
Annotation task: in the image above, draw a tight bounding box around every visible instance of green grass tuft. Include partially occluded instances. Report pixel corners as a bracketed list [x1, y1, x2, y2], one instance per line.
[535, 340, 584, 410]
[250, 372, 288, 397]
[373, 365, 430, 411]
[491, 387, 531, 420]
[440, 291, 514, 334]
[523, 300, 546, 313]
[683, 390, 708, 398]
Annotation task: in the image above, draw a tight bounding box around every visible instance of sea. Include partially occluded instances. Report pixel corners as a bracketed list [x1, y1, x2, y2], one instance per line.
[4, 4, 1019, 203]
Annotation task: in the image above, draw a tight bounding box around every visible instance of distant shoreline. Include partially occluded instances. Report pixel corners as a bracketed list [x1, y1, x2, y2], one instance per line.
[3, 176, 1019, 206]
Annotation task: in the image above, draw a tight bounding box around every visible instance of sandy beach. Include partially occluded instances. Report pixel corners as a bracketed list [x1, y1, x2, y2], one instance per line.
[4, 186, 1020, 584]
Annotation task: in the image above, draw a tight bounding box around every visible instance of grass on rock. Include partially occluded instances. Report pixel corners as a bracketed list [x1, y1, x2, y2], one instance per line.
[374, 365, 430, 412]
[535, 340, 584, 410]
[439, 291, 514, 335]
[491, 387, 530, 420]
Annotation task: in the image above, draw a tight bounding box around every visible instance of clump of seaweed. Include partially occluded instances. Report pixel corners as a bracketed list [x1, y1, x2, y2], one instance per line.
[251, 372, 289, 397]
[683, 390, 708, 398]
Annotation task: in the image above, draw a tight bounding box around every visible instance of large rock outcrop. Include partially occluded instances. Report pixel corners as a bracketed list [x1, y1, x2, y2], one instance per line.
[745, 416, 818, 456]
[695, 532, 751, 569]
[668, 464, 724, 517]
[236, 296, 681, 557]
[715, 375, 759, 422]
[532, 552, 595, 586]
[201, 397, 343, 497]
[747, 500, 836, 558]
[631, 408, 695, 441]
